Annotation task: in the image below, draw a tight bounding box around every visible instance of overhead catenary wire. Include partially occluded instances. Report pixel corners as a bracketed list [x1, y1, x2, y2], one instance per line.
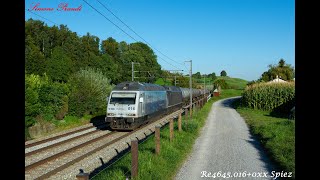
[25, 9, 59, 26]
[82, 0, 139, 42]
[95, 0, 186, 69]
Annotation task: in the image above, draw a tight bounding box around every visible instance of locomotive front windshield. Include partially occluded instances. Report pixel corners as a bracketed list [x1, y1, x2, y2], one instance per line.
[109, 92, 136, 104]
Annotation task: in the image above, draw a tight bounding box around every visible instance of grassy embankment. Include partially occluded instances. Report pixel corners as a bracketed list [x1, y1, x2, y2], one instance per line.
[217, 76, 248, 89]
[26, 114, 93, 140]
[233, 82, 295, 178]
[91, 89, 242, 180]
[233, 103, 295, 177]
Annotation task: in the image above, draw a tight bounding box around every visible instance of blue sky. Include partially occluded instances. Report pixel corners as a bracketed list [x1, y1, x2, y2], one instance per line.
[25, 0, 295, 81]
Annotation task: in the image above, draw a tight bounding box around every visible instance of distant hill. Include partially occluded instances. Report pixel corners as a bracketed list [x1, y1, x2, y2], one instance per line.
[215, 76, 248, 90]
[154, 76, 248, 90]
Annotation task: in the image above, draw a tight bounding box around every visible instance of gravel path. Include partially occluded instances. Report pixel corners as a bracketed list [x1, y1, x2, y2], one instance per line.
[175, 97, 276, 180]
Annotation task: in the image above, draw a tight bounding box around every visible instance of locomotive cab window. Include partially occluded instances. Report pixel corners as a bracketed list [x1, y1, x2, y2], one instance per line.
[110, 93, 136, 104]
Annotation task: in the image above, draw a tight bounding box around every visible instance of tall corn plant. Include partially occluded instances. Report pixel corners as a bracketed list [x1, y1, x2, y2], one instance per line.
[241, 82, 295, 111]
[68, 67, 114, 117]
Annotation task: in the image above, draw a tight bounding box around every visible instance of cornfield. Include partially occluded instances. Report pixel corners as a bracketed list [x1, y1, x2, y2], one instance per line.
[241, 82, 295, 111]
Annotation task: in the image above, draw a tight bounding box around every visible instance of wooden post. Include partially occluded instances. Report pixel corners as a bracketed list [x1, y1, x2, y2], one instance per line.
[131, 140, 138, 178]
[190, 106, 192, 118]
[185, 108, 188, 120]
[185, 108, 188, 130]
[76, 170, 89, 180]
[178, 112, 182, 131]
[155, 126, 160, 155]
[170, 118, 174, 142]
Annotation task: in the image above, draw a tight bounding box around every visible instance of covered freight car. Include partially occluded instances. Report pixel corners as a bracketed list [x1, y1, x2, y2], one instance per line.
[163, 85, 183, 112]
[179, 87, 203, 106]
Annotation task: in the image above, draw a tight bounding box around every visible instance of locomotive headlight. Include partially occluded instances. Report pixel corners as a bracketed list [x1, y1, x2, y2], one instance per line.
[107, 113, 115, 116]
[127, 113, 136, 116]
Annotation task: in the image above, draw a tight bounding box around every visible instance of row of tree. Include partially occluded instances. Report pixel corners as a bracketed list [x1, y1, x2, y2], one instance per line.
[192, 70, 227, 80]
[25, 18, 162, 84]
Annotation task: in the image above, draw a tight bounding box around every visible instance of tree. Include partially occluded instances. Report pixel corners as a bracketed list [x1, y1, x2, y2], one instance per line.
[120, 42, 161, 83]
[101, 37, 119, 58]
[220, 70, 227, 76]
[68, 67, 114, 116]
[259, 59, 294, 81]
[81, 33, 100, 56]
[213, 79, 229, 89]
[25, 35, 46, 75]
[193, 72, 201, 79]
[174, 75, 197, 88]
[207, 72, 217, 81]
[279, 58, 285, 67]
[46, 47, 73, 82]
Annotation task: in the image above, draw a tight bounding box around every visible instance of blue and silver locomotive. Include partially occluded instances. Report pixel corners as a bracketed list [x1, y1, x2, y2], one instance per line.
[105, 81, 209, 130]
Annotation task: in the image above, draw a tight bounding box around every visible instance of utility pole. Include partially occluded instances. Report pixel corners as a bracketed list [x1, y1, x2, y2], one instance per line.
[174, 76, 177, 86]
[131, 62, 140, 81]
[184, 60, 192, 110]
[132, 62, 134, 81]
[204, 74, 206, 93]
[162, 69, 183, 86]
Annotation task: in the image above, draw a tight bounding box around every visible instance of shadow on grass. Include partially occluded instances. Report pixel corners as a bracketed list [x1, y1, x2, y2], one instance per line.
[220, 96, 242, 108]
[243, 129, 295, 179]
[269, 99, 295, 120]
[231, 99, 295, 179]
[89, 130, 155, 179]
[243, 132, 280, 172]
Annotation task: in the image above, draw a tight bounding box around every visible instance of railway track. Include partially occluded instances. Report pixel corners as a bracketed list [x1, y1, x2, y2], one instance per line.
[25, 121, 106, 149]
[25, 110, 183, 180]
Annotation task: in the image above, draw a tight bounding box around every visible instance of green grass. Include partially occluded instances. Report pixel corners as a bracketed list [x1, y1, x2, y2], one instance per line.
[233, 101, 295, 178]
[91, 89, 242, 180]
[26, 115, 92, 141]
[155, 76, 247, 91]
[154, 78, 173, 86]
[216, 76, 248, 90]
[194, 76, 248, 90]
[219, 88, 243, 97]
[52, 114, 92, 130]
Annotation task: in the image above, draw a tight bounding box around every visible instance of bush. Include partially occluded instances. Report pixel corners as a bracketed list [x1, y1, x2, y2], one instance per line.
[25, 73, 70, 130]
[25, 126, 31, 141]
[68, 67, 114, 117]
[55, 95, 69, 120]
[213, 79, 229, 89]
[25, 73, 48, 127]
[38, 82, 70, 118]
